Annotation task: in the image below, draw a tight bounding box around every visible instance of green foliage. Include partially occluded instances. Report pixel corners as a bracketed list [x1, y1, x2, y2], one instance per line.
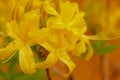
[0, 53, 47, 80]
[93, 40, 118, 56]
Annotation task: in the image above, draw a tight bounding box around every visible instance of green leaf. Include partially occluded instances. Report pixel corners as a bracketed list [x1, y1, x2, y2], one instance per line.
[99, 44, 119, 55]
[93, 40, 118, 55]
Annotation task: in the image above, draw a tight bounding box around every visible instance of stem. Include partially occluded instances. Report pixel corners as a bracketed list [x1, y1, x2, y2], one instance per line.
[68, 75, 73, 80]
[46, 69, 51, 80]
[103, 54, 109, 80]
[100, 54, 109, 80]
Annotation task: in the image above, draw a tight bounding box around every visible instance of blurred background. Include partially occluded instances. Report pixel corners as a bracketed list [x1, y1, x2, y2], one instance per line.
[0, 0, 120, 80]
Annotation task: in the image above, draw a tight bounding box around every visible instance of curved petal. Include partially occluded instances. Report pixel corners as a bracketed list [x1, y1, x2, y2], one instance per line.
[31, 0, 42, 10]
[60, 1, 78, 23]
[84, 39, 93, 60]
[19, 45, 36, 74]
[46, 17, 65, 29]
[0, 42, 16, 62]
[67, 13, 87, 36]
[71, 40, 86, 57]
[43, 1, 58, 15]
[58, 51, 76, 77]
[6, 21, 20, 40]
[40, 42, 55, 53]
[12, 3, 24, 21]
[35, 51, 58, 69]
[64, 30, 77, 51]
[84, 32, 120, 40]
[29, 28, 50, 44]
[19, 10, 40, 36]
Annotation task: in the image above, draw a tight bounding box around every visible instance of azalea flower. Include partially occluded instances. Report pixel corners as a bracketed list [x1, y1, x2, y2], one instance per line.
[100, 6, 120, 38]
[0, 0, 116, 77]
[0, 0, 94, 77]
[36, 0, 92, 77]
[36, 29, 77, 77]
[0, 0, 67, 75]
[0, 10, 49, 74]
[42, 1, 93, 60]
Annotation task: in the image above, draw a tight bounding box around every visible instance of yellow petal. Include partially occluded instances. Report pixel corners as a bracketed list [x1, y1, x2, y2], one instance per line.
[109, 8, 120, 35]
[84, 39, 93, 60]
[36, 51, 58, 69]
[43, 1, 58, 15]
[58, 51, 76, 77]
[5, 0, 17, 19]
[60, 1, 78, 23]
[31, 0, 42, 10]
[40, 42, 55, 52]
[71, 40, 86, 57]
[30, 28, 50, 44]
[19, 45, 36, 74]
[67, 13, 87, 36]
[64, 30, 77, 51]
[0, 42, 16, 62]
[19, 10, 40, 36]
[84, 32, 120, 40]
[46, 17, 65, 29]
[7, 21, 20, 40]
[48, 30, 58, 44]
[12, 3, 24, 20]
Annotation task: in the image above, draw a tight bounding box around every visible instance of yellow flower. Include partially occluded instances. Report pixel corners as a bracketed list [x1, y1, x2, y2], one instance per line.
[36, 29, 77, 77]
[45, 1, 93, 60]
[71, 36, 93, 60]
[35, 1, 94, 77]
[0, 0, 94, 77]
[100, 6, 120, 39]
[0, 10, 49, 74]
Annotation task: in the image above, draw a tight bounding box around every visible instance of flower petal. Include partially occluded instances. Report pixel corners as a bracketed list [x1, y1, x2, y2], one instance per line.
[71, 40, 86, 57]
[67, 13, 87, 36]
[84, 32, 120, 40]
[60, 1, 78, 23]
[40, 42, 55, 53]
[0, 42, 16, 62]
[36, 51, 58, 69]
[64, 30, 77, 51]
[19, 45, 36, 74]
[46, 17, 65, 29]
[7, 21, 20, 40]
[58, 51, 76, 77]
[43, 1, 58, 15]
[31, 0, 42, 10]
[19, 10, 40, 36]
[29, 28, 50, 44]
[84, 39, 93, 60]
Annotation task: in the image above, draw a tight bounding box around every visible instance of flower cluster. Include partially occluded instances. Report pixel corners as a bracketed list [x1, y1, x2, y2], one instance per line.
[0, 0, 113, 77]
